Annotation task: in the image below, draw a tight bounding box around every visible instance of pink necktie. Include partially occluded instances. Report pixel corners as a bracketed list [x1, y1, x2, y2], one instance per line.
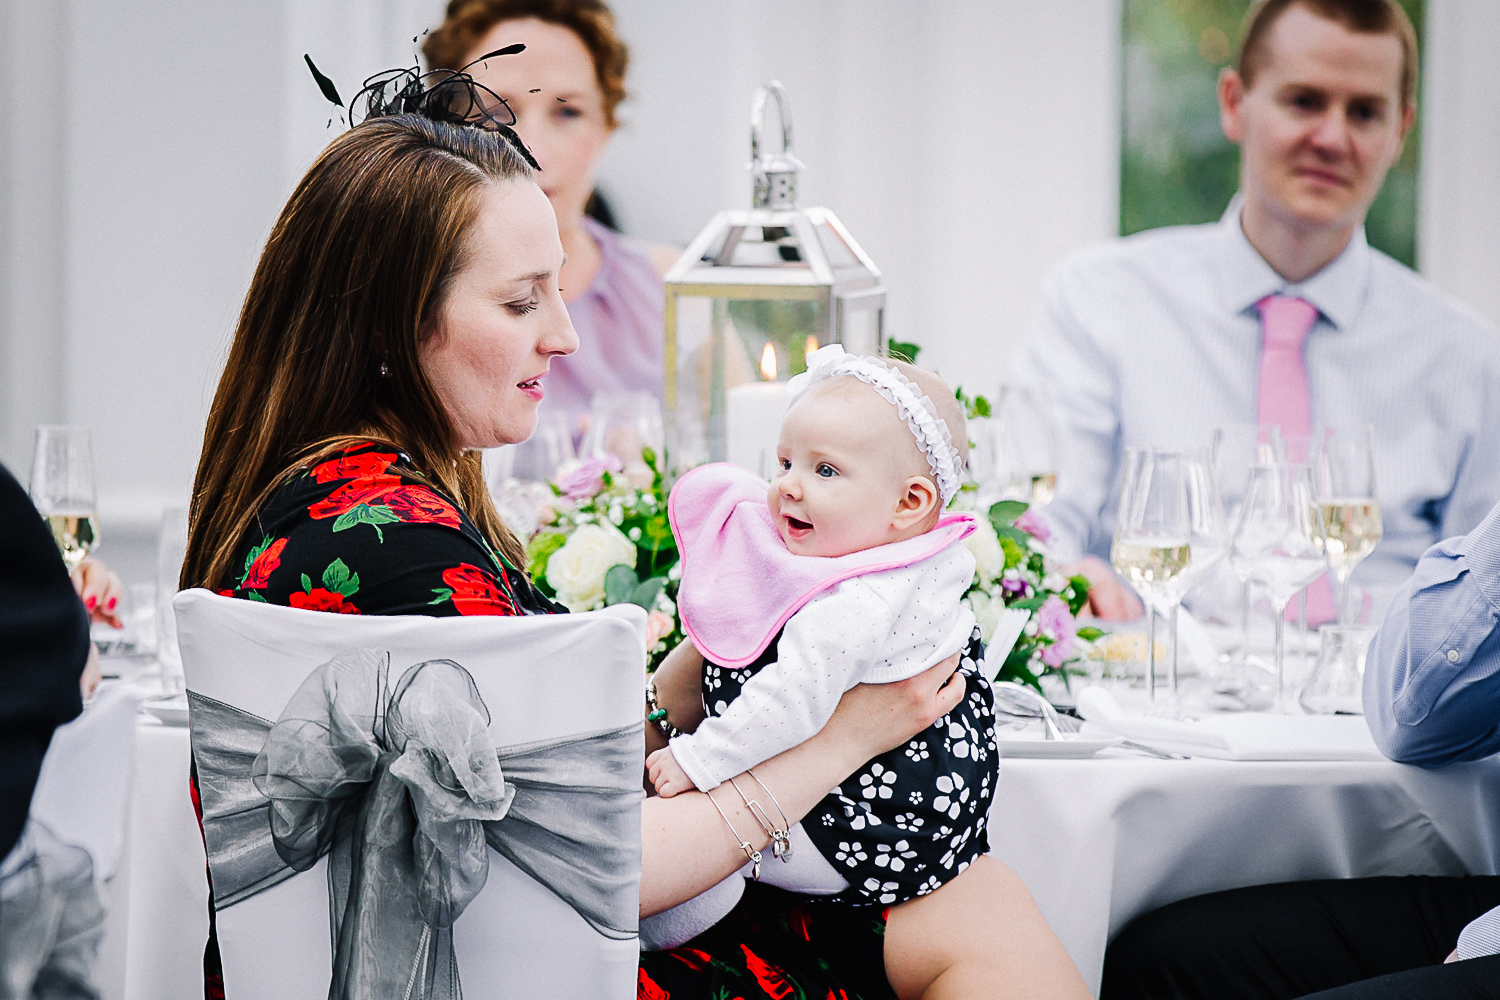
[1256, 295, 1338, 625]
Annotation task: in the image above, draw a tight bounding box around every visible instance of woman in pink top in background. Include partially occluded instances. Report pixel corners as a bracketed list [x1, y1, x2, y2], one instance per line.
[424, 0, 677, 439]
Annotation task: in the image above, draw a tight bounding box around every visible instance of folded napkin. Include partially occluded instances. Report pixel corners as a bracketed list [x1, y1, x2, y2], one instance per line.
[1075, 687, 1385, 761]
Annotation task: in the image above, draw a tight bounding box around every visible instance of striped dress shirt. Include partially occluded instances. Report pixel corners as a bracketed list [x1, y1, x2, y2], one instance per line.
[1017, 202, 1500, 599]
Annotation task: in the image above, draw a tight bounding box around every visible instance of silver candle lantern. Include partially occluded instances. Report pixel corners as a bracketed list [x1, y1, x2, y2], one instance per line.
[662, 81, 887, 475]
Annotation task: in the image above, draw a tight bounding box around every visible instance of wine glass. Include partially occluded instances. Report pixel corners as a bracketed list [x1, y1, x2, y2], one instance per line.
[1166, 450, 1230, 699]
[29, 426, 99, 571]
[1110, 448, 1192, 703]
[1209, 425, 1283, 674]
[1231, 462, 1327, 711]
[991, 386, 1059, 506]
[582, 391, 665, 484]
[1314, 425, 1383, 623]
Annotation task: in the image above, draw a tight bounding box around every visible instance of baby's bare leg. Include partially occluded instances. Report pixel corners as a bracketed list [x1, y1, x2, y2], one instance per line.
[884, 855, 1089, 1000]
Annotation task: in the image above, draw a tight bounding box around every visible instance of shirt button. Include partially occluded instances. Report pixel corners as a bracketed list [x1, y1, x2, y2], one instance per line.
[1448, 649, 1462, 664]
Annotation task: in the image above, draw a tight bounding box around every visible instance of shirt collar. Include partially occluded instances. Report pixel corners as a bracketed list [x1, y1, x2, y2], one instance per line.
[1214, 194, 1371, 331]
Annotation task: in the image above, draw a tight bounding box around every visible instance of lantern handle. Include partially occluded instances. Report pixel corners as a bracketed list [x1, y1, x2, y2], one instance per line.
[749, 82, 804, 209]
[750, 81, 794, 164]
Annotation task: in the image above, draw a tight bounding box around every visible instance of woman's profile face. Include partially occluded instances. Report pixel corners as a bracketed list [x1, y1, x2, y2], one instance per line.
[464, 18, 614, 231]
[421, 179, 578, 450]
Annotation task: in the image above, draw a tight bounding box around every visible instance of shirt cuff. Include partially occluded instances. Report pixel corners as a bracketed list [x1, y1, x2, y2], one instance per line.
[666, 733, 723, 792]
[1459, 502, 1500, 613]
[1457, 904, 1500, 960]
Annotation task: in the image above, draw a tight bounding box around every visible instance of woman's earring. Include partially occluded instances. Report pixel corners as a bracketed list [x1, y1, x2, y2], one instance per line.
[378, 361, 391, 378]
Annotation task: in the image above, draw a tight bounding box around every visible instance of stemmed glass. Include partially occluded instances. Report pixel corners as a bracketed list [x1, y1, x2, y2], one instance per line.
[1314, 425, 1383, 623]
[1210, 425, 1284, 672]
[991, 386, 1059, 506]
[582, 391, 665, 485]
[1231, 462, 1327, 711]
[29, 426, 99, 571]
[1110, 448, 1192, 703]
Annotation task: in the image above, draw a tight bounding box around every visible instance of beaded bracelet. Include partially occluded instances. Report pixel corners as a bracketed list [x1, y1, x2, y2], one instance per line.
[705, 786, 762, 880]
[644, 679, 681, 740]
[727, 772, 792, 862]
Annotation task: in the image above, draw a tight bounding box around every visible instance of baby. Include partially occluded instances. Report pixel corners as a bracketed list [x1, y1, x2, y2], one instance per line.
[643, 345, 998, 948]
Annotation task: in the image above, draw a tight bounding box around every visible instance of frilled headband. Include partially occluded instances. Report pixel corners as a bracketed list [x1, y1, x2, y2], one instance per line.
[786, 345, 962, 504]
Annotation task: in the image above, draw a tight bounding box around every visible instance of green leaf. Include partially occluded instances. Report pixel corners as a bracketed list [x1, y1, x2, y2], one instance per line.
[603, 564, 638, 606]
[629, 576, 666, 610]
[526, 530, 568, 582]
[887, 338, 921, 363]
[247, 590, 269, 604]
[322, 558, 359, 597]
[971, 394, 992, 419]
[998, 535, 1027, 569]
[1010, 595, 1048, 611]
[301, 573, 313, 594]
[1077, 626, 1107, 642]
[429, 587, 453, 605]
[988, 500, 1029, 530]
[332, 504, 399, 542]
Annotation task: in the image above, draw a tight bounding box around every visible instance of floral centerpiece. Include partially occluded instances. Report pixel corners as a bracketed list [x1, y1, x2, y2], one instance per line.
[524, 449, 683, 668]
[956, 497, 1104, 692]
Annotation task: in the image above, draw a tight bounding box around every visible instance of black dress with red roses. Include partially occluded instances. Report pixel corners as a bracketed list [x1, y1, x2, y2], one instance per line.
[214, 441, 898, 1000]
[217, 441, 556, 617]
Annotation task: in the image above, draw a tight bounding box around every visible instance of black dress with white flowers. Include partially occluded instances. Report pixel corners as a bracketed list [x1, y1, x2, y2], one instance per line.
[702, 623, 999, 907]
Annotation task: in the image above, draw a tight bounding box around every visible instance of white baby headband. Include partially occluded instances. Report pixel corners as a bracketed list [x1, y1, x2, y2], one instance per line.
[786, 344, 963, 505]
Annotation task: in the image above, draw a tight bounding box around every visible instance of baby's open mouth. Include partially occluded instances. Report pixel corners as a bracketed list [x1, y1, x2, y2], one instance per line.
[785, 515, 813, 532]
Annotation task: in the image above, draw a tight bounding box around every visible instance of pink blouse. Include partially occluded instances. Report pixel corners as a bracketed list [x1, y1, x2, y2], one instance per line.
[545, 217, 665, 437]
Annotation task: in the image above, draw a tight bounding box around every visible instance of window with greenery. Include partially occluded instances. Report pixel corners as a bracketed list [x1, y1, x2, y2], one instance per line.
[1120, 0, 1423, 267]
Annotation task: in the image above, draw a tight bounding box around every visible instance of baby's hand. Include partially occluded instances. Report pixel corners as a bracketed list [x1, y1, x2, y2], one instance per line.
[646, 747, 695, 798]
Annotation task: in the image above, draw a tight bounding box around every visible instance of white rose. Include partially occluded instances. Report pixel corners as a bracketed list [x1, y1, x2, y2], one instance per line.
[965, 591, 1006, 645]
[963, 520, 1004, 585]
[547, 522, 637, 612]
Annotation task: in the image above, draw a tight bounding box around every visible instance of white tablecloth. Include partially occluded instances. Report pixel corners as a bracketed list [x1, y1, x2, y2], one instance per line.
[99, 717, 1500, 999]
[990, 752, 1500, 995]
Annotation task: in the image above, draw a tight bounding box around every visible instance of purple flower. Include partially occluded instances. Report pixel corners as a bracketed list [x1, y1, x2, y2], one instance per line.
[1000, 577, 1029, 596]
[1014, 508, 1053, 545]
[552, 455, 623, 500]
[1036, 595, 1077, 668]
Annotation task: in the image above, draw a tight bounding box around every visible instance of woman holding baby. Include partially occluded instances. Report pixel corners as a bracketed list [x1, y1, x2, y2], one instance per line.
[179, 52, 1086, 1000]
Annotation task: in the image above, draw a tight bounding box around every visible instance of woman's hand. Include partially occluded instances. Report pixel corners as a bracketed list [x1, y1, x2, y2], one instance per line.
[71, 558, 123, 628]
[644, 640, 707, 756]
[817, 651, 966, 765]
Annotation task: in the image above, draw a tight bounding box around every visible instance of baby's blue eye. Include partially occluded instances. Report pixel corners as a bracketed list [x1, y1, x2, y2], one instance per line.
[816, 463, 836, 478]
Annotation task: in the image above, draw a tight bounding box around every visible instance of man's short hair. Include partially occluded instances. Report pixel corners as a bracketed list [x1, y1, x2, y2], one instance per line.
[1236, 0, 1419, 108]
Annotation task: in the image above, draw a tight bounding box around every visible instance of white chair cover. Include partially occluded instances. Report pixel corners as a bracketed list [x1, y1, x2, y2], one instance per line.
[174, 589, 646, 1000]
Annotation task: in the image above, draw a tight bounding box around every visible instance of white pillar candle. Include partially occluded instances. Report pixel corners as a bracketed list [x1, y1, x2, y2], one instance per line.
[726, 381, 789, 477]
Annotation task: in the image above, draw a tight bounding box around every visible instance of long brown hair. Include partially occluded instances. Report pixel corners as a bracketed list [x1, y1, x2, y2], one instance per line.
[423, 0, 629, 127]
[182, 115, 534, 590]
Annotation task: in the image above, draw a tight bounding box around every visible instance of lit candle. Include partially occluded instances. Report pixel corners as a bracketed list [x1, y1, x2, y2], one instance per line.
[726, 343, 789, 477]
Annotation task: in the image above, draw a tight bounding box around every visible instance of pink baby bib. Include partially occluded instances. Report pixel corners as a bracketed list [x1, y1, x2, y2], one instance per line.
[668, 463, 977, 668]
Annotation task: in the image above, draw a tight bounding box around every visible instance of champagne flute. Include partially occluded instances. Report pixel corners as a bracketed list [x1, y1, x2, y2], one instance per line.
[1231, 462, 1327, 711]
[1166, 450, 1230, 700]
[992, 386, 1059, 506]
[29, 426, 100, 571]
[1210, 425, 1283, 673]
[1314, 425, 1383, 623]
[1111, 448, 1193, 703]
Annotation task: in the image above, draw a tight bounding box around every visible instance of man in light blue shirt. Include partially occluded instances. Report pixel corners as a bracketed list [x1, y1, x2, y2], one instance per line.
[1020, 0, 1500, 622]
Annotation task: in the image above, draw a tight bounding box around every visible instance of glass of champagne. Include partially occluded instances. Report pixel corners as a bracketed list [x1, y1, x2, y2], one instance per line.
[1231, 462, 1327, 711]
[1314, 425, 1383, 623]
[29, 426, 99, 571]
[992, 386, 1059, 506]
[1110, 448, 1192, 703]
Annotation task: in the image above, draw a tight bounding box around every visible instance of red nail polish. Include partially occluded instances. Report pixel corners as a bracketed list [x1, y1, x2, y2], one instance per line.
[86, 596, 96, 609]
[107, 597, 117, 610]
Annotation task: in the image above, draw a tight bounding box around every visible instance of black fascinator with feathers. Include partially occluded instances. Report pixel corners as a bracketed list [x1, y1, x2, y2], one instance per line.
[304, 45, 540, 170]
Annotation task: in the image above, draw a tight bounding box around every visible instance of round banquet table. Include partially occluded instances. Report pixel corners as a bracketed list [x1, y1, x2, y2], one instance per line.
[98, 717, 1500, 999]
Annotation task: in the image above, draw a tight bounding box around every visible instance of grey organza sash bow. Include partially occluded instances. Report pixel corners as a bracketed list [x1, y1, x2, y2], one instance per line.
[188, 649, 641, 1000]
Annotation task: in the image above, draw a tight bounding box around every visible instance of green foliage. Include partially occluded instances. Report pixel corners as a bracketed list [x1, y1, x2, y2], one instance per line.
[525, 530, 567, 598]
[887, 338, 921, 364]
[322, 558, 359, 597]
[953, 385, 991, 422]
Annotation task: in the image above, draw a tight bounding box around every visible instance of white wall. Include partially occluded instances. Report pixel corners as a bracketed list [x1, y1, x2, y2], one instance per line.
[2, 0, 1495, 542]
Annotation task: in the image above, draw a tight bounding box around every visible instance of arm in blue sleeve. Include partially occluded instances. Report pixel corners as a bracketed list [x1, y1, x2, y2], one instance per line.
[1365, 500, 1500, 765]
